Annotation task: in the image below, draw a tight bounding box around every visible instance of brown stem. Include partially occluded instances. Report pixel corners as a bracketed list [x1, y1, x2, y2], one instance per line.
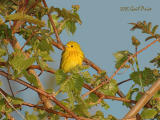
[42, 0, 63, 45]
[21, 31, 37, 51]
[22, 102, 93, 120]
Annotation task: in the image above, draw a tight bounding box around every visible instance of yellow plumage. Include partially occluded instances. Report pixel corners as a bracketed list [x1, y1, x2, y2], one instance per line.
[60, 41, 84, 73]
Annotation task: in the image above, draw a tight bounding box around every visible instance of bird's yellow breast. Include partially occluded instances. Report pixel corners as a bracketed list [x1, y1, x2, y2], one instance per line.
[60, 50, 84, 73]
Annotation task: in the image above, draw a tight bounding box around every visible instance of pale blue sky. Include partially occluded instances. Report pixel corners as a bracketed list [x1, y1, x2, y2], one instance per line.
[2, 0, 160, 119]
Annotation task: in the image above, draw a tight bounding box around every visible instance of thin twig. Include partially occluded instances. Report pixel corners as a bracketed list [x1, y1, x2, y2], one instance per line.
[118, 79, 132, 85]
[15, 87, 29, 95]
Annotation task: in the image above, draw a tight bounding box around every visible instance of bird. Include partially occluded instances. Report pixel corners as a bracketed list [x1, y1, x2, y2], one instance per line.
[60, 41, 84, 73]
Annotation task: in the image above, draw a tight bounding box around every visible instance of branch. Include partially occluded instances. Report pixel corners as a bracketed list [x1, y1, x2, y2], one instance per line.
[83, 84, 152, 108]
[22, 102, 94, 120]
[123, 78, 160, 119]
[83, 38, 160, 98]
[0, 70, 79, 119]
[42, 0, 63, 46]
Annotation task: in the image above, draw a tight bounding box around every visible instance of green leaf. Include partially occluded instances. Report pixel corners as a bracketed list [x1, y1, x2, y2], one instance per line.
[25, 112, 38, 120]
[39, 51, 53, 61]
[152, 25, 159, 34]
[38, 59, 49, 70]
[91, 111, 105, 120]
[101, 101, 109, 110]
[150, 53, 160, 68]
[100, 79, 118, 96]
[135, 92, 143, 101]
[65, 21, 76, 35]
[81, 71, 92, 83]
[130, 68, 157, 86]
[141, 108, 157, 119]
[11, 97, 23, 105]
[23, 71, 38, 87]
[0, 48, 6, 57]
[37, 38, 54, 53]
[123, 84, 138, 107]
[55, 69, 67, 85]
[113, 51, 133, 69]
[88, 93, 99, 103]
[9, 50, 36, 74]
[73, 104, 90, 117]
[5, 12, 45, 27]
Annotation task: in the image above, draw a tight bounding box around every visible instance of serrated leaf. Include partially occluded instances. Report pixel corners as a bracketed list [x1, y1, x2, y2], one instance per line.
[45, 88, 54, 94]
[81, 71, 92, 83]
[9, 50, 36, 74]
[38, 59, 49, 70]
[39, 51, 53, 61]
[11, 97, 23, 105]
[101, 101, 109, 110]
[135, 92, 142, 101]
[141, 109, 157, 119]
[114, 51, 133, 69]
[55, 69, 67, 85]
[91, 111, 105, 120]
[150, 53, 160, 68]
[145, 36, 155, 41]
[123, 84, 138, 107]
[38, 38, 54, 53]
[152, 25, 158, 34]
[65, 21, 76, 35]
[23, 71, 38, 87]
[100, 79, 118, 96]
[25, 112, 38, 120]
[88, 93, 99, 103]
[73, 104, 90, 117]
[130, 68, 157, 86]
[5, 12, 45, 27]
[0, 48, 6, 57]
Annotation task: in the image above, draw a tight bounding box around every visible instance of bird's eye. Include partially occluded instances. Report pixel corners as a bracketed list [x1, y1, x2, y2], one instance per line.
[71, 45, 73, 47]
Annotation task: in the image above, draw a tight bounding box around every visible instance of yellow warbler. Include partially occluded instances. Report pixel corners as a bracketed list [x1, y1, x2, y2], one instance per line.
[60, 41, 84, 73]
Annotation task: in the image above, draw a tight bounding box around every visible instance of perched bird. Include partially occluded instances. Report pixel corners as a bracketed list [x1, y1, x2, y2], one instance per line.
[60, 41, 84, 73]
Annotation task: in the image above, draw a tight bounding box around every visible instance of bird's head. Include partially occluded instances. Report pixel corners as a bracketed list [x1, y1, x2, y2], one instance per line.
[65, 41, 81, 51]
